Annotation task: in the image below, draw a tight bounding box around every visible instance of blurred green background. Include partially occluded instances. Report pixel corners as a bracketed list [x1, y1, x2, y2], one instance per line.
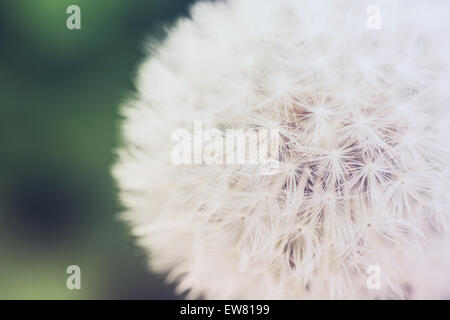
[0, 0, 195, 299]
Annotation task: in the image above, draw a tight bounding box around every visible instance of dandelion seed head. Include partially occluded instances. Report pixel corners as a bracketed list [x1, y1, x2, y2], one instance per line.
[114, 0, 450, 299]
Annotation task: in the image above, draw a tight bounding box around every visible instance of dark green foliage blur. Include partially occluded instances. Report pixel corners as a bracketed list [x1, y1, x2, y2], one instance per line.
[0, 0, 195, 299]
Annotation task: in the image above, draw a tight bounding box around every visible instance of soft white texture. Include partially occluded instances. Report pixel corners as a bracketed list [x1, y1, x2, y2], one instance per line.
[113, 0, 450, 299]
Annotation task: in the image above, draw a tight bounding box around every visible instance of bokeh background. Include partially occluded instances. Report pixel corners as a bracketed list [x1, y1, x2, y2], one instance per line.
[0, 0, 195, 299]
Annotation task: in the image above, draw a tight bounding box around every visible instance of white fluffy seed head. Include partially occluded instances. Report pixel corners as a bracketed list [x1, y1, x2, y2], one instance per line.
[114, 0, 450, 299]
